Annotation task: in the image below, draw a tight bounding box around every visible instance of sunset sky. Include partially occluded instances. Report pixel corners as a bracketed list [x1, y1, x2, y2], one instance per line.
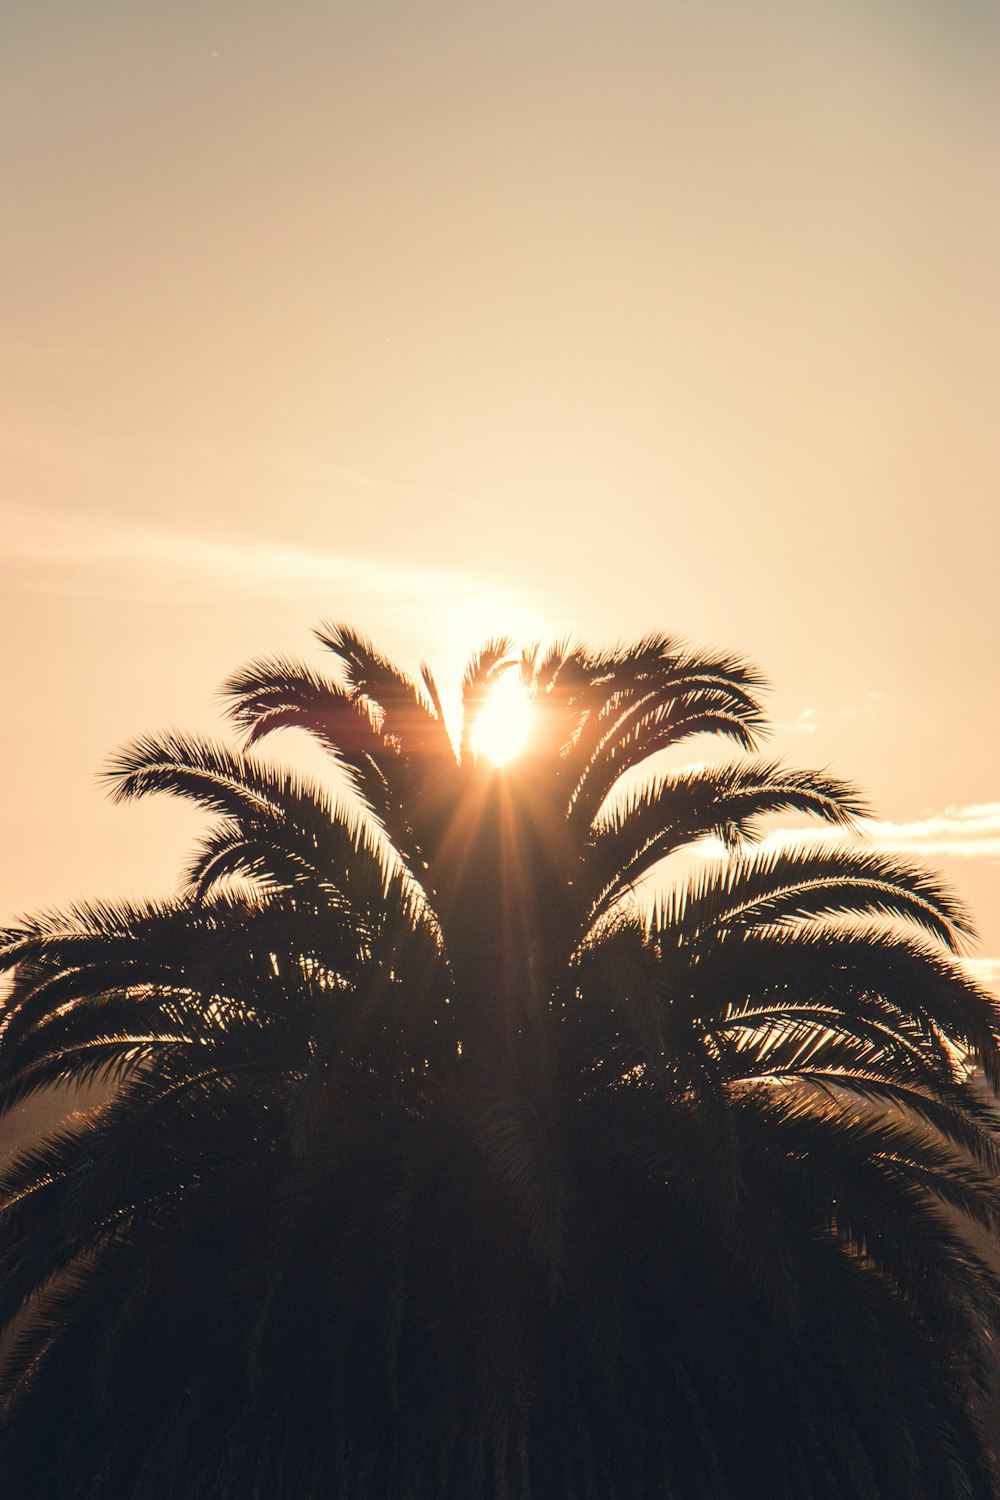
[4, 1, 999, 974]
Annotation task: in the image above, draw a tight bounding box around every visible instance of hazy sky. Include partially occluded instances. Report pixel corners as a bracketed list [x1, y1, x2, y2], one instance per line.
[3, 0, 999, 972]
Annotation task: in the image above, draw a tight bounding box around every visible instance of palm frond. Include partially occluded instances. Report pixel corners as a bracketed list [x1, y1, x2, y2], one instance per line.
[586, 759, 866, 922]
[656, 842, 975, 952]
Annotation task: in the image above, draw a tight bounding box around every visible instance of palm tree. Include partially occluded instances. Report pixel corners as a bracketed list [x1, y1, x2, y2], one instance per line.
[1, 624, 999, 1499]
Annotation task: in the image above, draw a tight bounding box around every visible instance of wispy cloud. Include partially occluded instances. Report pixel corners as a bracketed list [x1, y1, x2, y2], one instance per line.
[860, 805, 1000, 862]
[6, 504, 534, 629]
[694, 803, 1000, 865]
[7, 505, 414, 596]
[775, 691, 884, 735]
[964, 957, 1000, 991]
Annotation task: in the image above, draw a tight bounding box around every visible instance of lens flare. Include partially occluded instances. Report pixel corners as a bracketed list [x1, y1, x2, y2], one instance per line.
[471, 672, 532, 766]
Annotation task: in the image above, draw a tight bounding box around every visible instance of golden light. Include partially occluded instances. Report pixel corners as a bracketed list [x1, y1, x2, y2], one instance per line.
[471, 671, 533, 766]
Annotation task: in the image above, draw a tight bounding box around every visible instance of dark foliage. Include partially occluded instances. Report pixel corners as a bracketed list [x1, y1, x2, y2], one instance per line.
[2, 626, 999, 1498]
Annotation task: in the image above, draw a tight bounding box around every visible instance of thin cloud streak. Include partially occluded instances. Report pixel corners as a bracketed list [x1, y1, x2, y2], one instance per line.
[774, 692, 885, 735]
[695, 803, 1000, 864]
[7, 504, 530, 620]
[865, 805, 1000, 861]
[965, 958, 1000, 992]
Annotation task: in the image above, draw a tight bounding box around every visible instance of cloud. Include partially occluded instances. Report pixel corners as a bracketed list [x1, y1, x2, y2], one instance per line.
[6, 504, 537, 630]
[694, 803, 1000, 865]
[964, 957, 1000, 991]
[772, 707, 822, 734]
[862, 805, 1000, 862]
[776, 691, 885, 735]
[7, 505, 425, 596]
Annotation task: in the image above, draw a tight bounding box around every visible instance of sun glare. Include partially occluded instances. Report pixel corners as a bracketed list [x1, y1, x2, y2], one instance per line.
[471, 672, 533, 766]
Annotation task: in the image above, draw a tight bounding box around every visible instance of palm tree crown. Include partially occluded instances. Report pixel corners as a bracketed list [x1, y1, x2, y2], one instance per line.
[2, 624, 999, 1499]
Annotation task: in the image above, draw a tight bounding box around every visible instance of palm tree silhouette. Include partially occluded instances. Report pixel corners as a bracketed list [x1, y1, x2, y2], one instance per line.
[2, 625, 999, 1498]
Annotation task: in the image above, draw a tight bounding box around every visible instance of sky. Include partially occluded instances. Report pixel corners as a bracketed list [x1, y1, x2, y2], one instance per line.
[3, 0, 999, 978]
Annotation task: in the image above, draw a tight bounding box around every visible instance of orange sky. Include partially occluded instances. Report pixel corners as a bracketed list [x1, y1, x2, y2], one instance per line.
[3, 0, 999, 974]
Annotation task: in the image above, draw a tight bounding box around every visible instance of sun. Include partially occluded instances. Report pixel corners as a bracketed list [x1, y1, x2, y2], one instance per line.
[471, 671, 533, 766]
